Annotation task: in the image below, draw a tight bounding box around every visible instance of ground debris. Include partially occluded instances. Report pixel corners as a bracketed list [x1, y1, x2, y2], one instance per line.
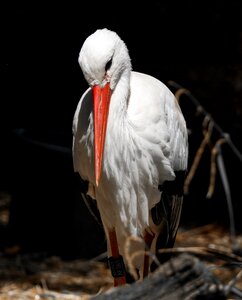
[0, 255, 112, 299]
[93, 253, 227, 300]
[1, 224, 242, 299]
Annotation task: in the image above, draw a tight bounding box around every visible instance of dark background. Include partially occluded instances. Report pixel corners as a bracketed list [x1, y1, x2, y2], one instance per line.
[0, 1, 242, 259]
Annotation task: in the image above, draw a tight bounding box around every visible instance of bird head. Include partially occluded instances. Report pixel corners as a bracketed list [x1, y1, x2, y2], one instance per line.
[78, 28, 131, 186]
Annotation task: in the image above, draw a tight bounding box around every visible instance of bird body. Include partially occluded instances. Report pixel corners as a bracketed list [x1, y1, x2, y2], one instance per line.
[72, 29, 188, 284]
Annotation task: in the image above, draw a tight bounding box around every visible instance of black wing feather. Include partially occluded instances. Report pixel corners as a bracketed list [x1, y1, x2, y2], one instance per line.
[151, 170, 186, 265]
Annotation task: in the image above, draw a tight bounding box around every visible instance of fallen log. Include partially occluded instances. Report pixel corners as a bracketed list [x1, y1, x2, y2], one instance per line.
[93, 253, 227, 300]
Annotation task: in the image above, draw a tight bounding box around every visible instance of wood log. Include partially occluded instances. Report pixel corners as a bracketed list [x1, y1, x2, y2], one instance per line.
[93, 253, 226, 300]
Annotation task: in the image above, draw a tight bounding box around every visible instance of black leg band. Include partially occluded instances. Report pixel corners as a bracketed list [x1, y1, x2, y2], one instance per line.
[108, 255, 126, 278]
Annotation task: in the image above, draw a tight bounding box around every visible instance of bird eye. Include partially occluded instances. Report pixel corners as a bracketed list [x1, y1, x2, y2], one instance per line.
[105, 58, 112, 72]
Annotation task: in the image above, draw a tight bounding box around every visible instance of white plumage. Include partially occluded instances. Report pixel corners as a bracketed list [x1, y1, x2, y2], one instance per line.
[72, 28, 188, 284]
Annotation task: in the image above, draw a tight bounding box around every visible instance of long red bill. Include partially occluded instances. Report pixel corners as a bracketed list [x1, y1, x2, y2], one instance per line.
[93, 82, 111, 186]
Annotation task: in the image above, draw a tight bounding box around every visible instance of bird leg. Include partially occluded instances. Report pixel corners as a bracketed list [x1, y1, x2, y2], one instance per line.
[108, 229, 126, 286]
[142, 230, 155, 279]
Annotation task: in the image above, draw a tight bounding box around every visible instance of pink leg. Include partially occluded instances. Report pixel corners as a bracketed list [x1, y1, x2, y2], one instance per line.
[143, 231, 155, 279]
[108, 229, 126, 286]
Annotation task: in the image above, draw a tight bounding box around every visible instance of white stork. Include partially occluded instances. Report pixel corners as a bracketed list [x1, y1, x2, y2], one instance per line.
[72, 28, 188, 286]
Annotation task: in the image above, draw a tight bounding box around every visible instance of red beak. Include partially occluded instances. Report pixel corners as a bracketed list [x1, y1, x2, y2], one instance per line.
[92, 82, 111, 186]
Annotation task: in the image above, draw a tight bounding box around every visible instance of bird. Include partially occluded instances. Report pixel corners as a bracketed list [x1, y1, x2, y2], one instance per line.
[72, 28, 188, 286]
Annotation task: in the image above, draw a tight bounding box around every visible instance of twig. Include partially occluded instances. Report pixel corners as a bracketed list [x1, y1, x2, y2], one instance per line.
[184, 116, 213, 195]
[225, 269, 242, 297]
[168, 81, 242, 162]
[124, 235, 144, 280]
[206, 144, 218, 198]
[158, 246, 242, 263]
[215, 139, 238, 250]
[169, 81, 242, 250]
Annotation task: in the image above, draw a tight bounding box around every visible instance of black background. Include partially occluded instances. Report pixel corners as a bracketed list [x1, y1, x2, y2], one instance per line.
[1, 1, 242, 259]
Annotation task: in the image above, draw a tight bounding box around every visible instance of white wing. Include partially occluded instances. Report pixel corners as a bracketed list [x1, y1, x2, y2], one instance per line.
[128, 71, 188, 183]
[72, 87, 95, 182]
[127, 72, 188, 252]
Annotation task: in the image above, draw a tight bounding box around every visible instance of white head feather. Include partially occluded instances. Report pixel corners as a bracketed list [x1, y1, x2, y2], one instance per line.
[78, 28, 132, 90]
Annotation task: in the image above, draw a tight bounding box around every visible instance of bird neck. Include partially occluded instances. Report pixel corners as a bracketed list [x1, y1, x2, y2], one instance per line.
[110, 69, 130, 122]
